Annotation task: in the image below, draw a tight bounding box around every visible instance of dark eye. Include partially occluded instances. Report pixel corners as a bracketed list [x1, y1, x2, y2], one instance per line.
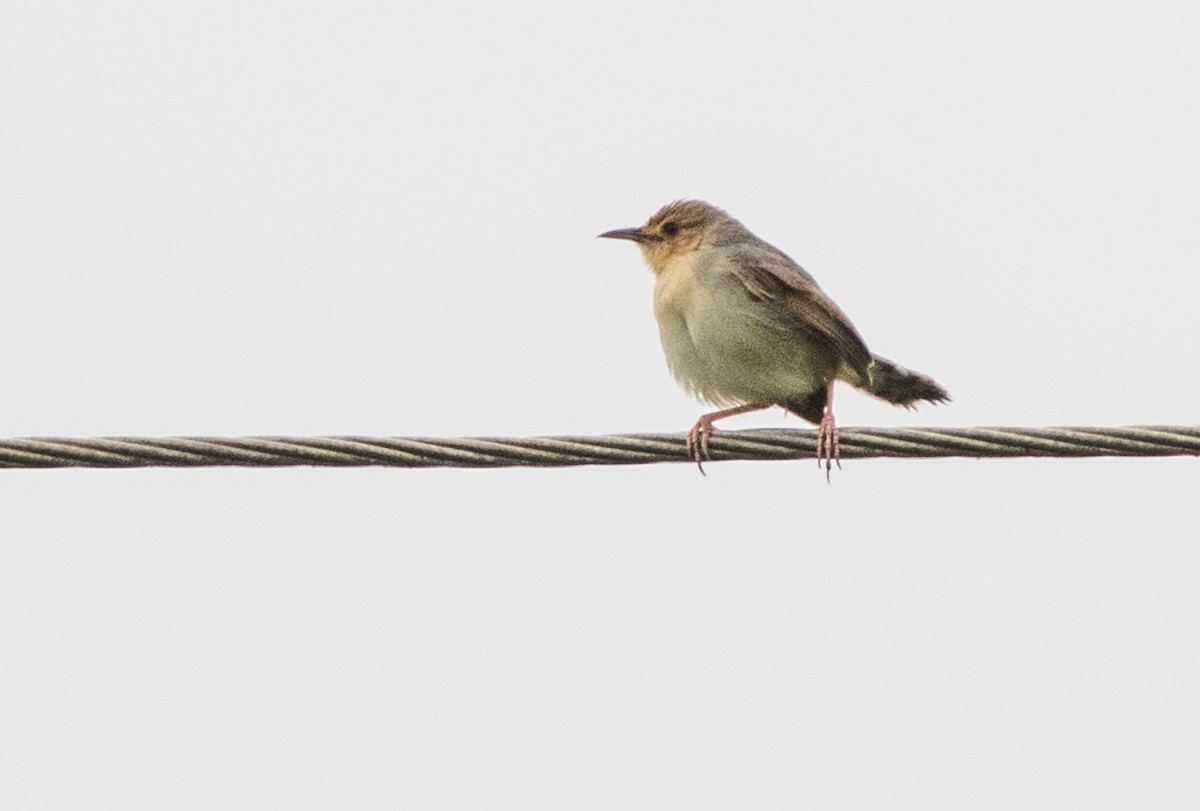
[661, 221, 680, 236]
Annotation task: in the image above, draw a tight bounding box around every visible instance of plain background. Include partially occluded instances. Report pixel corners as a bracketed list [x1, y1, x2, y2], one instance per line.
[2, 1, 1198, 807]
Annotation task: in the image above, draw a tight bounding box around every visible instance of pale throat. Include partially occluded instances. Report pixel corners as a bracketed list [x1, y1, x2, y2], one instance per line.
[638, 235, 705, 276]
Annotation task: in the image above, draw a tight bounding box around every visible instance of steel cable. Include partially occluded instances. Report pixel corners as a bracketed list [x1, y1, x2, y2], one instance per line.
[1, 426, 1197, 469]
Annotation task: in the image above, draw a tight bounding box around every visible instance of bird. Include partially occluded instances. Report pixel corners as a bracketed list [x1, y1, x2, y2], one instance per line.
[598, 200, 949, 476]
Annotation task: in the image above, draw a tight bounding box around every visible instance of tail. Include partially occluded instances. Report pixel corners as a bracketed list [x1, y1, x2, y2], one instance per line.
[859, 355, 950, 408]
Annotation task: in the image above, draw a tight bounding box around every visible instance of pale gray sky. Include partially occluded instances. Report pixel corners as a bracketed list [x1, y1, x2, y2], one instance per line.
[2, 1, 1198, 807]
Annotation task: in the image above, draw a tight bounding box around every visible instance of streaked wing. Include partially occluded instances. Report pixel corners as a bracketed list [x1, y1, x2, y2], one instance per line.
[724, 248, 873, 380]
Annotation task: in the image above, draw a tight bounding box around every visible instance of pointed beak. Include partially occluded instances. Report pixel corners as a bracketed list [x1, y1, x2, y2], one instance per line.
[597, 227, 660, 243]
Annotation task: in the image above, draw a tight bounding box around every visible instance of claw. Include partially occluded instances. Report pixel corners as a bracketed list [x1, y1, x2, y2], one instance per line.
[817, 410, 841, 482]
[683, 403, 769, 475]
[686, 419, 710, 475]
[816, 380, 841, 483]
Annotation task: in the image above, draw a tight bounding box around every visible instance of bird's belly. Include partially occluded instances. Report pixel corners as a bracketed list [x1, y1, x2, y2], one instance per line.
[654, 282, 825, 407]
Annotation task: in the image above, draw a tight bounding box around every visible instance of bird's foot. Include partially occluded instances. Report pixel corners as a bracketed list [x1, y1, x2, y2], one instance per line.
[816, 409, 841, 483]
[686, 416, 714, 476]
[684, 404, 770, 476]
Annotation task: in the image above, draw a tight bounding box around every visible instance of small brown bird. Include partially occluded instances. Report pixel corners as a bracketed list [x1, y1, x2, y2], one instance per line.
[599, 200, 948, 475]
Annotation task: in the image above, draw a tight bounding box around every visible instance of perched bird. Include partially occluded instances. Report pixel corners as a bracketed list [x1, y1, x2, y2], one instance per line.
[599, 200, 949, 475]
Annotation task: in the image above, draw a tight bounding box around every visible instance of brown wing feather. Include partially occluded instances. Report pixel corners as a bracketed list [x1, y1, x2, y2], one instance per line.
[726, 252, 873, 383]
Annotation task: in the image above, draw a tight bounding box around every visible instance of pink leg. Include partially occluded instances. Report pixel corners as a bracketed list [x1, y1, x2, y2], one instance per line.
[816, 379, 841, 481]
[686, 403, 768, 474]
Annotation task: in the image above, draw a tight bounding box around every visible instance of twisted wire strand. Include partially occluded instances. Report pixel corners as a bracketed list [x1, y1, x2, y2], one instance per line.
[1, 426, 1197, 469]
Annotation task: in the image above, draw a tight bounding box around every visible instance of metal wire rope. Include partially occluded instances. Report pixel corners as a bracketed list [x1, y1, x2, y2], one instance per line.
[1, 426, 1197, 469]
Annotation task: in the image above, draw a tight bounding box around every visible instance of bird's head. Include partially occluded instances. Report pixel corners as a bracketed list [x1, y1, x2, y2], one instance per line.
[598, 200, 743, 275]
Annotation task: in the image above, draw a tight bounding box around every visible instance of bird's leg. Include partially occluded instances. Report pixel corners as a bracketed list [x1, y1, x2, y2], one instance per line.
[686, 403, 768, 474]
[816, 379, 841, 481]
